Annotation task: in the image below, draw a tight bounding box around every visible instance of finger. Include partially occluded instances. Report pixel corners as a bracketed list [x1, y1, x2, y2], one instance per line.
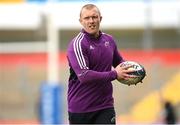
[129, 74, 140, 78]
[123, 73, 133, 78]
[123, 73, 139, 78]
[121, 64, 134, 70]
[123, 69, 136, 73]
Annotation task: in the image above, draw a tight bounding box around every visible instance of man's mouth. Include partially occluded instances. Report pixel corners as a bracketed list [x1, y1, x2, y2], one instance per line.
[89, 25, 96, 29]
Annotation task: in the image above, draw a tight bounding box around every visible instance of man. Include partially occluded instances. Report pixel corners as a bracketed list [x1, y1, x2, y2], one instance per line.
[67, 4, 135, 124]
[164, 101, 177, 124]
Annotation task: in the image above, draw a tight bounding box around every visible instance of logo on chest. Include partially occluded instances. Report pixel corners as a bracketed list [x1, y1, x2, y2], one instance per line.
[104, 41, 110, 47]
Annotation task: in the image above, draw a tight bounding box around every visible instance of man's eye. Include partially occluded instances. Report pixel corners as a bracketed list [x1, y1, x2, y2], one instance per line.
[92, 16, 98, 19]
[84, 16, 98, 20]
[84, 17, 90, 20]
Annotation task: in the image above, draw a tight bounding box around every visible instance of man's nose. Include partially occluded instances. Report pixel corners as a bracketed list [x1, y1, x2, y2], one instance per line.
[89, 17, 94, 22]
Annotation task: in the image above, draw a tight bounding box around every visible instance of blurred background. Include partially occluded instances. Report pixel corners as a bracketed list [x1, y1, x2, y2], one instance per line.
[0, 0, 180, 124]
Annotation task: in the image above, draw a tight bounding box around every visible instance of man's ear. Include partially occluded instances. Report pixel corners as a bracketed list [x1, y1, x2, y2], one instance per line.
[79, 18, 82, 24]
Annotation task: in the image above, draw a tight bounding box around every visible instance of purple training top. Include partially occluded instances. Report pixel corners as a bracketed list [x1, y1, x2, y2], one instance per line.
[67, 29, 124, 113]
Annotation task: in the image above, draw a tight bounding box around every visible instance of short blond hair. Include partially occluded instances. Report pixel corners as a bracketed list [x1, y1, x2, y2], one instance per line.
[80, 4, 101, 17]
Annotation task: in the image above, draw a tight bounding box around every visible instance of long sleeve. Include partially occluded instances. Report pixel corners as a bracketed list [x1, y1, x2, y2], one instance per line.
[77, 69, 117, 84]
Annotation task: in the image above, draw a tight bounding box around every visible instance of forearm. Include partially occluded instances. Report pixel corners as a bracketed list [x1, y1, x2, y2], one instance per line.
[78, 70, 117, 84]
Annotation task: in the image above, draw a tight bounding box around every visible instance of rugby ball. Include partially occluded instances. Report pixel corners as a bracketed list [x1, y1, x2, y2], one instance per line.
[118, 61, 146, 86]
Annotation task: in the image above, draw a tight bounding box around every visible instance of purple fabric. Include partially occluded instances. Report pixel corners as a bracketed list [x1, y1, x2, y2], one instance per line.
[67, 29, 124, 113]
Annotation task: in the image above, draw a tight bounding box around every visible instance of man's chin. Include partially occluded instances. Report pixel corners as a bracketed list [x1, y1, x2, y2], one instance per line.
[88, 30, 97, 35]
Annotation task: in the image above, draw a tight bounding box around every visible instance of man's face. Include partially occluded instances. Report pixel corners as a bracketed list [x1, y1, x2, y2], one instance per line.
[79, 7, 102, 35]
